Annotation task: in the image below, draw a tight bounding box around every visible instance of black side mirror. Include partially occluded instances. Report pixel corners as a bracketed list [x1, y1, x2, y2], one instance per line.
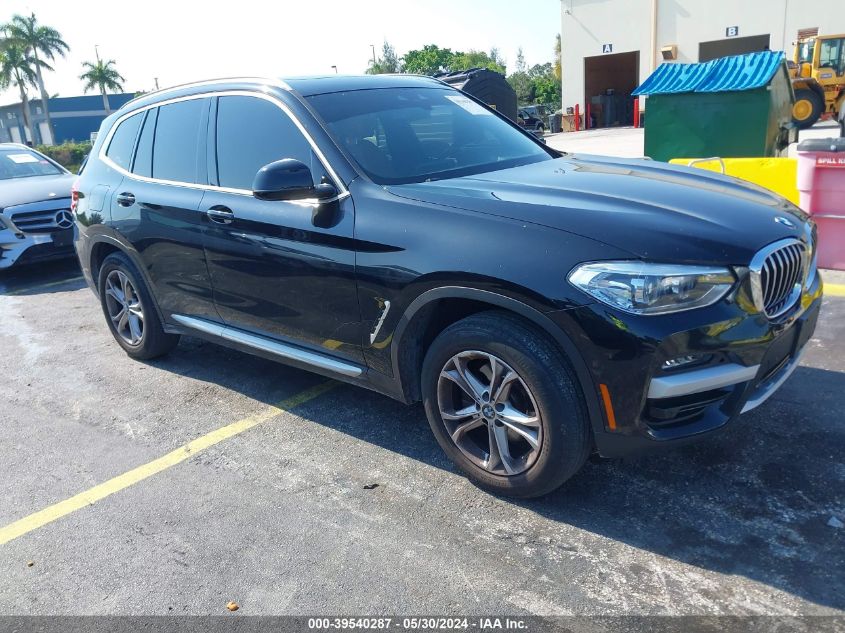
[252, 159, 337, 202]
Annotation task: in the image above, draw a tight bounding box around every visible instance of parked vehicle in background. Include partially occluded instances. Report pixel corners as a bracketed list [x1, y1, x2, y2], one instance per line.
[74, 75, 821, 498]
[518, 107, 546, 133]
[0, 144, 76, 270]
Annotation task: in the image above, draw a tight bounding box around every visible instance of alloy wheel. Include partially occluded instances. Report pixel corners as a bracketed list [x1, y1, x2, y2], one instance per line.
[104, 270, 144, 346]
[437, 350, 543, 476]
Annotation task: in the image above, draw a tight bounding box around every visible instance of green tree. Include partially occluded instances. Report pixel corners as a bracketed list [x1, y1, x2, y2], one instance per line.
[553, 34, 562, 82]
[529, 63, 561, 109]
[0, 38, 40, 143]
[452, 49, 506, 74]
[507, 47, 533, 105]
[508, 71, 533, 104]
[4, 13, 69, 144]
[79, 58, 125, 113]
[515, 47, 527, 74]
[533, 75, 560, 107]
[366, 41, 402, 74]
[403, 44, 457, 75]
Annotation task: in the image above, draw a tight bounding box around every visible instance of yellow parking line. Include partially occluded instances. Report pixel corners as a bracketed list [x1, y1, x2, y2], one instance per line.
[0, 381, 336, 546]
[826, 283, 845, 298]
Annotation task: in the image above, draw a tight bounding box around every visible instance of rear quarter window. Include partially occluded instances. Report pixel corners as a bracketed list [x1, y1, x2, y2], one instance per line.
[105, 112, 143, 171]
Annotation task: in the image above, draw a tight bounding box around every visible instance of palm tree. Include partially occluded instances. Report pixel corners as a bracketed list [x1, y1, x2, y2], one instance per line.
[5, 13, 69, 145]
[79, 59, 125, 113]
[0, 39, 40, 144]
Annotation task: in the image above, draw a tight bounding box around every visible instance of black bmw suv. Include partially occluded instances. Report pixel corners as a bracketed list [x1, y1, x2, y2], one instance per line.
[74, 75, 822, 498]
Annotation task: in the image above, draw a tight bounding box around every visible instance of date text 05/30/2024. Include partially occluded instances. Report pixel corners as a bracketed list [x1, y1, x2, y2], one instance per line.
[307, 618, 529, 630]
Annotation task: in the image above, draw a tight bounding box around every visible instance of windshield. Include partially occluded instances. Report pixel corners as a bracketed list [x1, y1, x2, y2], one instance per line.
[307, 87, 553, 185]
[0, 148, 64, 180]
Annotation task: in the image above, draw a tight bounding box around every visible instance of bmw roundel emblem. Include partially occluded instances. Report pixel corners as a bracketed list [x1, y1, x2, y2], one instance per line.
[774, 216, 795, 228]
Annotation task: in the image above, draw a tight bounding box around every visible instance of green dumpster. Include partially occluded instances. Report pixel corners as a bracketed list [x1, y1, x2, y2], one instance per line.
[634, 51, 797, 162]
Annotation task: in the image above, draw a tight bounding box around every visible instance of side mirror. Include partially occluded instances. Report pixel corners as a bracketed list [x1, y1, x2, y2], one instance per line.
[252, 159, 337, 202]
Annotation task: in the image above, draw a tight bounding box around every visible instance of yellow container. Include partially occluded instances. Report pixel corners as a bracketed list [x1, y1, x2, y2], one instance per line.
[669, 157, 799, 205]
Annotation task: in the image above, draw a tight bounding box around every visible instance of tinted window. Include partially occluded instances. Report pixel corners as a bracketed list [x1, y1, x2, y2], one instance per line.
[152, 99, 205, 183]
[105, 112, 143, 170]
[307, 87, 551, 185]
[133, 108, 157, 178]
[216, 95, 317, 190]
[0, 148, 64, 180]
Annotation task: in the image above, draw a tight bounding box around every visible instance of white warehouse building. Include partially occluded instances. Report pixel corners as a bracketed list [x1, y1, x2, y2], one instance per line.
[560, 0, 845, 127]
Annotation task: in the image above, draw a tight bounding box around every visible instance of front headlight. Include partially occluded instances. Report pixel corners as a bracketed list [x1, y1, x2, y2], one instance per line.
[568, 262, 735, 315]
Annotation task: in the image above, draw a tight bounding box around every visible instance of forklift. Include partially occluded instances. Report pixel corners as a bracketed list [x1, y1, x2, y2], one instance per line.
[790, 33, 845, 129]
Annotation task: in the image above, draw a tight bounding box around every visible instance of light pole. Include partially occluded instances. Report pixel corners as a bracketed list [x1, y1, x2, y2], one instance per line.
[94, 44, 100, 63]
[331, 65, 338, 74]
[370, 44, 377, 67]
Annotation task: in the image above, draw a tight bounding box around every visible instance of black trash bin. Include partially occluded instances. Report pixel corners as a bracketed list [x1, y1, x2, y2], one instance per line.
[437, 68, 518, 122]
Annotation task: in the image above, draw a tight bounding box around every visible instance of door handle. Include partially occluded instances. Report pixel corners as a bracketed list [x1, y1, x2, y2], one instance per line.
[206, 206, 234, 225]
[116, 192, 135, 207]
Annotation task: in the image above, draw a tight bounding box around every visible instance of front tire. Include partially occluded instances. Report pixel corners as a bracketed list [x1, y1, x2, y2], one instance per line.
[793, 89, 824, 129]
[421, 311, 591, 498]
[97, 252, 179, 360]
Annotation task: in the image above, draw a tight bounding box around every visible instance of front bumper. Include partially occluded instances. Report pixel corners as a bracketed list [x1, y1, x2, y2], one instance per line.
[1, 200, 76, 270]
[547, 268, 823, 458]
[0, 229, 75, 269]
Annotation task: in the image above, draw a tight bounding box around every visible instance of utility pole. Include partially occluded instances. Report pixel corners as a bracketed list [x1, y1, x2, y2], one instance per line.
[370, 44, 377, 67]
[95, 44, 100, 63]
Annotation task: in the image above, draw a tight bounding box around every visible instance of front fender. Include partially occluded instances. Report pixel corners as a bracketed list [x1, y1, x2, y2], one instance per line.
[387, 285, 605, 440]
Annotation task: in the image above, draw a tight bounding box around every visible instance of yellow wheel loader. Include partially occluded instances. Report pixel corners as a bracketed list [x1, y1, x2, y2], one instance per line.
[790, 33, 845, 129]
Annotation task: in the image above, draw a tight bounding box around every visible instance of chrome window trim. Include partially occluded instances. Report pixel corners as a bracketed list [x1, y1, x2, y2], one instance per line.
[121, 77, 292, 109]
[97, 89, 349, 204]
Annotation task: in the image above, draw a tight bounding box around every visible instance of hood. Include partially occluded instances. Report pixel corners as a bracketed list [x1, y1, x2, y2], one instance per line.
[387, 155, 808, 264]
[0, 174, 75, 211]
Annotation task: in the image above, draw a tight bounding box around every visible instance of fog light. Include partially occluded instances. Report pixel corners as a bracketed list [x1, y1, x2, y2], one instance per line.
[662, 354, 709, 370]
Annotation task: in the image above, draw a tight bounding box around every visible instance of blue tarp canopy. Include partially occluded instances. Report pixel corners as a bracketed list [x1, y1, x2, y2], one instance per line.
[633, 50, 785, 96]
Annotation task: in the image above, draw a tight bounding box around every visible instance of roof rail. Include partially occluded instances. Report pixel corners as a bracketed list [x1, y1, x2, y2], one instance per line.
[121, 76, 292, 109]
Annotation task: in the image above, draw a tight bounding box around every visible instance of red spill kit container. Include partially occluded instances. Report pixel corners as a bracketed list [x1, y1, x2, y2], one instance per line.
[797, 138, 845, 270]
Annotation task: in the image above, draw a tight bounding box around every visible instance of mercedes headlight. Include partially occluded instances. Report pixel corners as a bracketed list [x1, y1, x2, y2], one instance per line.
[568, 262, 735, 315]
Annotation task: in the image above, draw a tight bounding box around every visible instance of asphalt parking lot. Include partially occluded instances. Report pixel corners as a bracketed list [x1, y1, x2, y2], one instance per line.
[1, 258, 844, 617]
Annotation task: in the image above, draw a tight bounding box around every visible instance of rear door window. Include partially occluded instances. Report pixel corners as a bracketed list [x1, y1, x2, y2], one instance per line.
[152, 98, 206, 184]
[105, 112, 143, 171]
[215, 95, 320, 191]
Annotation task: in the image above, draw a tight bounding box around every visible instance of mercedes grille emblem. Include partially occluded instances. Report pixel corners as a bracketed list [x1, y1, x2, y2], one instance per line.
[55, 210, 74, 230]
[774, 216, 795, 228]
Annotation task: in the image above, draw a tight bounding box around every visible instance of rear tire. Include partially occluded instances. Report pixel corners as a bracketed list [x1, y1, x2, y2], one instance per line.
[793, 89, 824, 129]
[421, 311, 591, 498]
[97, 252, 179, 360]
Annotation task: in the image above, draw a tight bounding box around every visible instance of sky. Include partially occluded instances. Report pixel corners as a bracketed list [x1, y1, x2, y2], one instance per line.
[0, 0, 560, 105]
